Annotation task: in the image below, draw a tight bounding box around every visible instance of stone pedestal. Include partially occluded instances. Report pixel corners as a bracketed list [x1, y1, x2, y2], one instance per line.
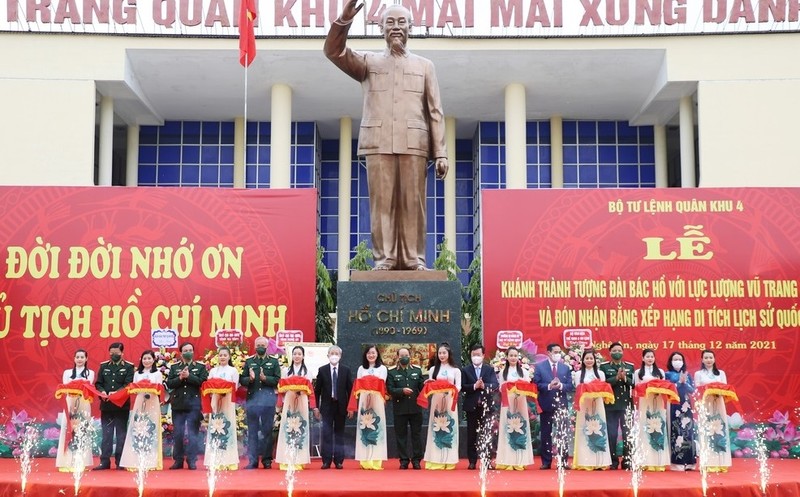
[337, 272, 462, 369]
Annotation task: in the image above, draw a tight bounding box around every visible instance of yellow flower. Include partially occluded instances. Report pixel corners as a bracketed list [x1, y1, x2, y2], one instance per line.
[584, 419, 602, 436]
[506, 415, 525, 435]
[360, 411, 376, 431]
[433, 414, 451, 433]
[645, 416, 663, 434]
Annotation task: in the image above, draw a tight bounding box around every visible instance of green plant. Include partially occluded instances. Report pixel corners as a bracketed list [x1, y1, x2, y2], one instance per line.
[348, 239, 373, 271]
[432, 238, 461, 281]
[461, 256, 482, 364]
[316, 244, 335, 343]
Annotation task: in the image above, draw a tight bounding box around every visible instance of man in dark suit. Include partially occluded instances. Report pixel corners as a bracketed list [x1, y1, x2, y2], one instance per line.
[313, 345, 354, 469]
[533, 343, 574, 470]
[461, 344, 499, 470]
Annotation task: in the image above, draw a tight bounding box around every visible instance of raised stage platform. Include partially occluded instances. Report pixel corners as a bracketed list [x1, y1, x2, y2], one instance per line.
[1, 458, 798, 497]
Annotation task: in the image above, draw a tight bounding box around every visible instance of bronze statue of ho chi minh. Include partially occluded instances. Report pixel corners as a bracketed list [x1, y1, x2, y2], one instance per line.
[324, 0, 449, 271]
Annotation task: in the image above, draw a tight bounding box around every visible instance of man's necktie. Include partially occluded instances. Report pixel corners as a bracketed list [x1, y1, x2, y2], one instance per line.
[332, 367, 338, 400]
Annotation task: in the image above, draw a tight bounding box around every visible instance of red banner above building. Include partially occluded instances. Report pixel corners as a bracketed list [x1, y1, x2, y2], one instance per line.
[0, 186, 316, 418]
[482, 188, 800, 419]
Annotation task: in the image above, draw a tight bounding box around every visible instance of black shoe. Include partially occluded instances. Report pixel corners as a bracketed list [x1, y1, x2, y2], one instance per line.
[93, 464, 111, 471]
[540, 464, 551, 470]
[116, 466, 126, 471]
[412, 461, 421, 470]
[187, 462, 197, 470]
[169, 462, 183, 470]
[244, 462, 259, 469]
[321, 462, 331, 469]
[468, 462, 476, 470]
[399, 462, 409, 470]
[335, 463, 343, 469]
[263, 461, 272, 469]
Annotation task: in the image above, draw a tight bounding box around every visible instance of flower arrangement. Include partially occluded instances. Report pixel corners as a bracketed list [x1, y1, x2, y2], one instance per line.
[0, 410, 64, 458]
[202, 340, 250, 371]
[729, 410, 800, 459]
[564, 344, 606, 371]
[154, 348, 177, 377]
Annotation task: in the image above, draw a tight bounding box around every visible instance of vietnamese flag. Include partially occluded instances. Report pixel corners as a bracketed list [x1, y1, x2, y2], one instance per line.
[239, 0, 257, 67]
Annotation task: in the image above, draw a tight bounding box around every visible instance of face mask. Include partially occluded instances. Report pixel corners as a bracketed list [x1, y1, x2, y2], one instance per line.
[329, 354, 340, 365]
[110, 353, 122, 362]
[551, 352, 561, 362]
[672, 360, 684, 370]
[471, 356, 483, 366]
[399, 357, 410, 366]
[182, 351, 193, 361]
[611, 352, 623, 361]
[256, 346, 267, 355]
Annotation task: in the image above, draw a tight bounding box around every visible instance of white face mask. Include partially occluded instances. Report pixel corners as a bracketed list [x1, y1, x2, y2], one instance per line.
[672, 360, 684, 370]
[551, 352, 561, 362]
[471, 356, 483, 366]
[329, 354, 340, 365]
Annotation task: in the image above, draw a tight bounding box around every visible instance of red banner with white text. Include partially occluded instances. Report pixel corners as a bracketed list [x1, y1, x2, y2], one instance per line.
[0, 187, 316, 419]
[482, 188, 800, 419]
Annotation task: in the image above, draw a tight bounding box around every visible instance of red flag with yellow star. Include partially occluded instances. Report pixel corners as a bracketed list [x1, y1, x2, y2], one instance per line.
[239, 0, 257, 67]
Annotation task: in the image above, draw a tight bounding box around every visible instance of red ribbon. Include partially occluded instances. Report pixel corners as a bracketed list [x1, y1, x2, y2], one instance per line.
[417, 379, 458, 410]
[500, 380, 538, 408]
[107, 380, 165, 408]
[633, 378, 680, 408]
[278, 376, 317, 410]
[573, 380, 615, 411]
[347, 375, 389, 412]
[200, 378, 237, 414]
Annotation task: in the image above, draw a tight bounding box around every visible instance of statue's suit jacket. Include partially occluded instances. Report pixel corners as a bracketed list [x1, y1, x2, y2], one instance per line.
[324, 20, 447, 160]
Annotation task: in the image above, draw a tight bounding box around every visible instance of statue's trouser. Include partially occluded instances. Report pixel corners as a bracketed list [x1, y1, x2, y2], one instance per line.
[366, 154, 427, 270]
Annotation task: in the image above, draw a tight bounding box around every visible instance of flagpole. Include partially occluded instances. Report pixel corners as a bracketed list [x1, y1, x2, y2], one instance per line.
[244, 53, 249, 170]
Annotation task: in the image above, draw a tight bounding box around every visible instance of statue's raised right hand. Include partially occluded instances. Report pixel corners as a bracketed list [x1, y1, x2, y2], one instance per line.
[341, 0, 365, 22]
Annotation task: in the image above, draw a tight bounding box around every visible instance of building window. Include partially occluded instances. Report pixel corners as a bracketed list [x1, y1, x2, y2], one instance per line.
[319, 139, 340, 270]
[138, 121, 235, 187]
[246, 121, 319, 189]
[562, 120, 656, 188]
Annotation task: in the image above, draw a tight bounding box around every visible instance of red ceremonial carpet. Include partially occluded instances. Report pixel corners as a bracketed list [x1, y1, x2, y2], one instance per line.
[1, 458, 799, 497]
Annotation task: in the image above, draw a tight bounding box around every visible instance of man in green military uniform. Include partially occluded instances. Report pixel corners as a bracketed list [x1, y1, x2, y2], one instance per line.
[240, 336, 281, 469]
[598, 341, 635, 470]
[94, 341, 134, 470]
[166, 342, 208, 470]
[386, 347, 425, 470]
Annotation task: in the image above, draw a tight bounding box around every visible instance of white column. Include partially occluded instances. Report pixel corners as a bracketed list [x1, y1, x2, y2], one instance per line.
[125, 124, 139, 186]
[98, 96, 114, 186]
[504, 83, 527, 189]
[679, 95, 696, 187]
[444, 116, 457, 254]
[234, 116, 245, 188]
[654, 124, 668, 187]
[270, 84, 292, 188]
[550, 115, 564, 188]
[337, 117, 353, 281]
